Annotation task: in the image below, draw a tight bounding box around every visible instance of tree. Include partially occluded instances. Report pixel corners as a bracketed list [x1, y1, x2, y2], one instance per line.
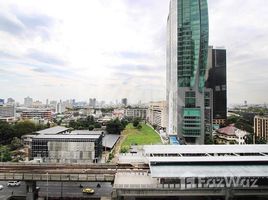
[205, 134, 213, 144]
[0, 121, 15, 145]
[137, 124, 142, 130]
[13, 120, 36, 138]
[94, 123, 101, 128]
[88, 125, 94, 131]
[0, 145, 12, 162]
[10, 137, 23, 151]
[255, 136, 267, 144]
[106, 118, 124, 134]
[133, 118, 140, 127]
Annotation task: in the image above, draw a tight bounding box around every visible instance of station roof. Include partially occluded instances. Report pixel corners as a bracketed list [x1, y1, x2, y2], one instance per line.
[36, 126, 70, 135]
[143, 145, 268, 155]
[102, 134, 120, 149]
[149, 156, 268, 163]
[150, 164, 268, 178]
[71, 130, 103, 135]
[33, 134, 101, 139]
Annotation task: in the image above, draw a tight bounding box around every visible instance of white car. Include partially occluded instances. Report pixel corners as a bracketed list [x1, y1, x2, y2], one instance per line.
[7, 181, 21, 187]
[0, 184, 3, 190]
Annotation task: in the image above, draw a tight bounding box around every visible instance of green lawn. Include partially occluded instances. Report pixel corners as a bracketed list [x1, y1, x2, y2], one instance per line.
[121, 123, 162, 151]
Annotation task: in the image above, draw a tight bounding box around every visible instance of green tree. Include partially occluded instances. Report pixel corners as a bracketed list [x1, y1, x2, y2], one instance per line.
[10, 137, 23, 151]
[94, 123, 101, 128]
[0, 121, 15, 145]
[106, 118, 124, 134]
[205, 134, 213, 144]
[133, 118, 140, 127]
[0, 145, 12, 162]
[88, 125, 94, 131]
[255, 136, 267, 144]
[13, 120, 36, 138]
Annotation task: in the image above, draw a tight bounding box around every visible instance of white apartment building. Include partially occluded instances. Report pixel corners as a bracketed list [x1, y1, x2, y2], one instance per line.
[148, 101, 167, 129]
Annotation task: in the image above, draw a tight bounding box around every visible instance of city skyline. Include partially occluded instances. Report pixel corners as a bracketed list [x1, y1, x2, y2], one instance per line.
[0, 0, 268, 105]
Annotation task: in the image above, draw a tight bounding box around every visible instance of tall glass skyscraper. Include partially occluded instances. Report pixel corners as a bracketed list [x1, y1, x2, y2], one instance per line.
[166, 0, 210, 144]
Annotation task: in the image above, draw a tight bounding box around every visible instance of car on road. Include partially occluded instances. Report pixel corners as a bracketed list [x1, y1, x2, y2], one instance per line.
[0, 184, 3, 190]
[82, 188, 94, 194]
[7, 181, 21, 187]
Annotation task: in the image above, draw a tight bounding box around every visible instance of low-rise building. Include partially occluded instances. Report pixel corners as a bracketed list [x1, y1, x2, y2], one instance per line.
[214, 124, 249, 144]
[124, 108, 147, 120]
[31, 132, 103, 164]
[0, 105, 15, 117]
[21, 109, 52, 120]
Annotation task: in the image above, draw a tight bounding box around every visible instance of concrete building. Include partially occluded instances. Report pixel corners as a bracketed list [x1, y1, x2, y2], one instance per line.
[148, 101, 167, 129]
[0, 98, 4, 106]
[124, 108, 147, 120]
[7, 97, 15, 105]
[24, 96, 33, 107]
[254, 115, 268, 143]
[89, 98, 96, 108]
[206, 46, 227, 126]
[0, 105, 15, 117]
[21, 109, 52, 120]
[166, 0, 210, 144]
[31, 129, 103, 163]
[121, 98, 127, 106]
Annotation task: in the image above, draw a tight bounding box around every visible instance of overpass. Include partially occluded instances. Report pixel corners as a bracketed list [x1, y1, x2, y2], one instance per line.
[0, 163, 148, 200]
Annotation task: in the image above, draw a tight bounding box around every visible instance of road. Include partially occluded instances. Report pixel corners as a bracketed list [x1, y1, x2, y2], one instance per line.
[0, 181, 112, 199]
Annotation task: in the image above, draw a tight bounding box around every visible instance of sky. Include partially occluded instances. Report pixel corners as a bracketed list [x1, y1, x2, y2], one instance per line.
[0, 0, 268, 105]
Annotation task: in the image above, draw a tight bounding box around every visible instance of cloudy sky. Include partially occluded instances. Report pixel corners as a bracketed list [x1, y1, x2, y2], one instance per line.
[0, 0, 267, 105]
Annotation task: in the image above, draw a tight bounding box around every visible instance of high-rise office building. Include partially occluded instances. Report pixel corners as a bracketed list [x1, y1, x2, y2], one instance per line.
[166, 0, 210, 144]
[254, 115, 268, 143]
[89, 98, 96, 108]
[206, 46, 227, 126]
[121, 98, 127, 106]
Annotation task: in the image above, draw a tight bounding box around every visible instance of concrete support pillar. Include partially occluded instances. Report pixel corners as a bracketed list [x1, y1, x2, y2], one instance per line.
[26, 181, 37, 200]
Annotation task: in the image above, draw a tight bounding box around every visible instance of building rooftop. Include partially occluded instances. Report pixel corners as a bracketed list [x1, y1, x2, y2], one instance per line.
[71, 130, 103, 135]
[33, 134, 101, 139]
[143, 144, 268, 155]
[150, 165, 268, 178]
[102, 134, 120, 149]
[216, 124, 237, 136]
[36, 126, 70, 135]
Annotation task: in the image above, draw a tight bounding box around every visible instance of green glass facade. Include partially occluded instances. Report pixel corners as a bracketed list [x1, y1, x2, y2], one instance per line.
[167, 0, 210, 144]
[177, 0, 208, 91]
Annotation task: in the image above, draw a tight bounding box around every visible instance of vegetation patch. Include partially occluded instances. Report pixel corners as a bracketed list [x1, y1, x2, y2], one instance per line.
[120, 123, 162, 152]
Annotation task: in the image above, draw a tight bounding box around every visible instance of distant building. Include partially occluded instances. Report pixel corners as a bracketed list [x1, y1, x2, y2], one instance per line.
[148, 101, 167, 129]
[24, 96, 33, 107]
[124, 108, 147, 120]
[31, 129, 103, 163]
[214, 124, 249, 145]
[254, 115, 268, 143]
[0, 105, 15, 117]
[56, 100, 66, 113]
[32, 100, 43, 108]
[21, 109, 52, 120]
[0, 99, 4, 106]
[121, 98, 127, 106]
[7, 98, 15, 105]
[206, 46, 227, 126]
[89, 98, 96, 108]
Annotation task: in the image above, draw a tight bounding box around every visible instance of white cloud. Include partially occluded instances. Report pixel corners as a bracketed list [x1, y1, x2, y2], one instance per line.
[0, 0, 267, 105]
